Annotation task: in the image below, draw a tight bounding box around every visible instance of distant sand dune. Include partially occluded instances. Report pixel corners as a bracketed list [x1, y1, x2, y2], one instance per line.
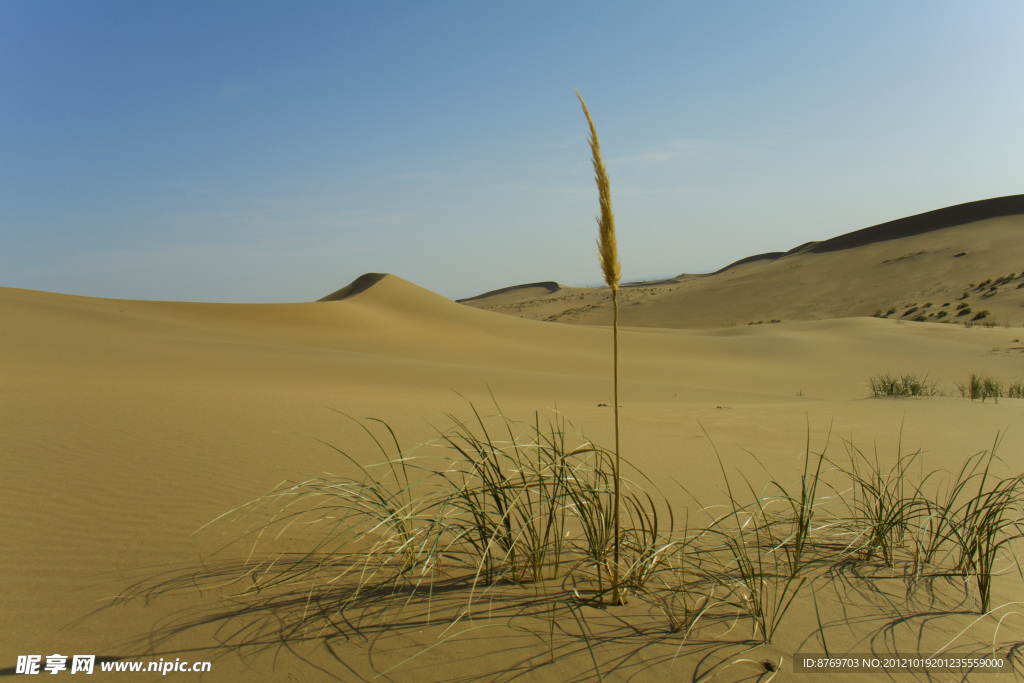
[463, 195, 1024, 329]
[802, 194, 1024, 254]
[456, 280, 562, 303]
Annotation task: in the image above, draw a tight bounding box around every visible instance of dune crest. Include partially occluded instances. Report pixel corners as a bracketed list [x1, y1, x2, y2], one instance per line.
[317, 272, 389, 301]
[456, 280, 562, 304]
[319, 272, 517, 329]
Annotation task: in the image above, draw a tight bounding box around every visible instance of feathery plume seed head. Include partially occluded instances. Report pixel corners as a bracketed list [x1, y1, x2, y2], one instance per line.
[576, 90, 620, 290]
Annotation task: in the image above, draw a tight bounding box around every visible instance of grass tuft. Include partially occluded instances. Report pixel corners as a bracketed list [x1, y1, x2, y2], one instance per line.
[868, 373, 938, 398]
[117, 412, 1024, 678]
[956, 374, 1003, 402]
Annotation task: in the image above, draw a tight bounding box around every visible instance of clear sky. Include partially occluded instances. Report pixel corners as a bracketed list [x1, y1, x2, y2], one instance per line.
[3, 1, 1022, 303]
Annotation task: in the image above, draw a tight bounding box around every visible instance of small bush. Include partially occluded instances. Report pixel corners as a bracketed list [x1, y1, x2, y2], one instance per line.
[957, 306, 973, 317]
[972, 310, 991, 321]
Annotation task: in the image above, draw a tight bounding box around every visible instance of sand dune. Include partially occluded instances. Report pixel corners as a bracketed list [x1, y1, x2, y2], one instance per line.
[464, 195, 1024, 329]
[456, 280, 564, 304]
[4, 213, 1024, 679]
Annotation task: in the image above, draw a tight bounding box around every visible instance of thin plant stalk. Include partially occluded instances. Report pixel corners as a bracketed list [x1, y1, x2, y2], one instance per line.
[577, 89, 624, 605]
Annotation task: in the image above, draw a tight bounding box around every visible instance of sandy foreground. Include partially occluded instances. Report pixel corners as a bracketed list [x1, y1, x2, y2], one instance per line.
[4, 265, 1024, 680]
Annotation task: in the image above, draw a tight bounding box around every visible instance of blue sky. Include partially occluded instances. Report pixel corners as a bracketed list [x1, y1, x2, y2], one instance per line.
[3, 1, 1022, 302]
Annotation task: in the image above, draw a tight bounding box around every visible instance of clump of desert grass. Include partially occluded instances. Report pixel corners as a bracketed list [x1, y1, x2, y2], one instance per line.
[109, 406, 1024, 682]
[199, 405, 677, 616]
[869, 373, 938, 398]
[868, 372, 1024, 401]
[1008, 381, 1024, 399]
[957, 373, 1004, 402]
[165, 410, 1024, 652]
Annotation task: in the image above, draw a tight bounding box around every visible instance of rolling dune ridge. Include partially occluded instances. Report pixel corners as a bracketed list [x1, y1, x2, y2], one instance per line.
[464, 196, 1024, 330]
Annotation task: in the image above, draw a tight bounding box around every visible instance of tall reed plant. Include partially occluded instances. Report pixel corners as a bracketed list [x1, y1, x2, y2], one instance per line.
[577, 90, 624, 604]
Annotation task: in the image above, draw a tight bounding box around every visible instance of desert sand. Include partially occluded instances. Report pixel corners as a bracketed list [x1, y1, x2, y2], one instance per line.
[4, 198, 1024, 681]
